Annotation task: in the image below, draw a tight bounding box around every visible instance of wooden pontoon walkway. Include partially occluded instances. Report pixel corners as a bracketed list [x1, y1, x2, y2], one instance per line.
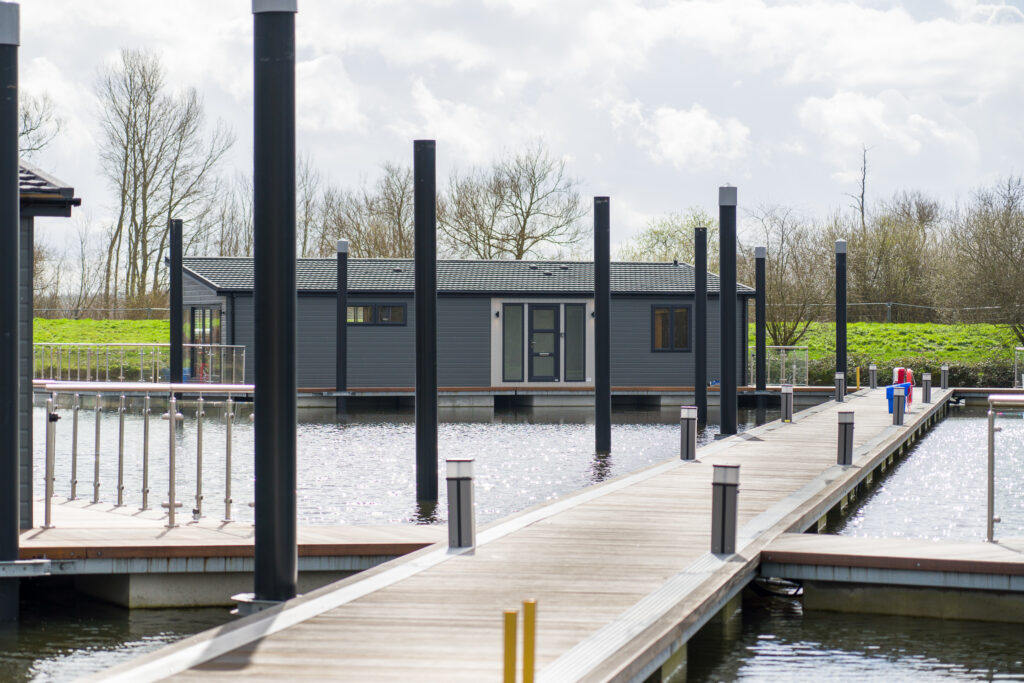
[94, 387, 952, 682]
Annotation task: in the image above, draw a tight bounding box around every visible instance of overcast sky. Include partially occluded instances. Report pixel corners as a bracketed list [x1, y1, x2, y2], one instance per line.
[19, 0, 1024, 252]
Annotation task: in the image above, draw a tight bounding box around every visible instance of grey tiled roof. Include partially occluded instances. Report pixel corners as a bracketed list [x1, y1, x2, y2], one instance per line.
[19, 161, 76, 199]
[184, 257, 752, 296]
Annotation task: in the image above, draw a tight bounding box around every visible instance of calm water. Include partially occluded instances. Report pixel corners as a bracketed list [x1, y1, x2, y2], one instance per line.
[16, 404, 771, 681]
[689, 404, 1024, 681]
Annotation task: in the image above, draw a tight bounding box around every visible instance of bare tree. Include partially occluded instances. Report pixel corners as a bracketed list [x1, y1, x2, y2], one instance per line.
[316, 163, 415, 258]
[19, 92, 62, 158]
[617, 208, 719, 268]
[439, 143, 585, 259]
[748, 206, 831, 346]
[96, 48, 233, 305]
[297, 154, 324, 257]
[845, 144, 871, 233]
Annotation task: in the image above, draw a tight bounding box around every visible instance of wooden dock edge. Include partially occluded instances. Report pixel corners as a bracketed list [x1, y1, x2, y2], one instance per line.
[552, 389, 953, 682]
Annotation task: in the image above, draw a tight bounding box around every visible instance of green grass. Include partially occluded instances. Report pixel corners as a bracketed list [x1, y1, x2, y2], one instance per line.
[34, 318, 170, 344]
[749, 322, 1020, 363]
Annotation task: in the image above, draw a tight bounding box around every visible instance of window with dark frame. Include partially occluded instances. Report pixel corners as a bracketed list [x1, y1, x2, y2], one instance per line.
[346, 303, 407, 325]
[652, 305, 691, 352]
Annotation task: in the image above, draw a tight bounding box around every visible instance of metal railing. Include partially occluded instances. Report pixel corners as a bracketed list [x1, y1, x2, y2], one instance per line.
[747, 345, 809, 386]
[986, 393, 1024, 543]
[34, 343, 246, 384]
[40, 380, 254, 529]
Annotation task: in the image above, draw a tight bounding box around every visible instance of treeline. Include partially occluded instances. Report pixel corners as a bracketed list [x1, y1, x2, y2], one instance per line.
[615, 174, 1024, 346]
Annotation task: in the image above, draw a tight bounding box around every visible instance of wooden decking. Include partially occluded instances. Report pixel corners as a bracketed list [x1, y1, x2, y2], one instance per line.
[92, 387, 951, 682]
[21, 498, 441, 563]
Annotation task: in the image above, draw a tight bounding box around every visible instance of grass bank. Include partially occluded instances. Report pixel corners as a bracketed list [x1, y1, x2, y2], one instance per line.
[34, 318, 170, 344]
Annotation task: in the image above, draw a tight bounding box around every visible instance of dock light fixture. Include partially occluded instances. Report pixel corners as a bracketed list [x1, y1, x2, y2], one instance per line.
[922, 373, 932, 404]
[838, 412, 854, 466]
[834, 372, 845, 402]
[711, 464, 740, 555]
[446, 458, 476, 549]
[781, 384, 794, 423]
[680, 406, 698, 461]
[941, 363, 949, 391]
[893, 385, 906, 426]
[868, 363, 877, 389]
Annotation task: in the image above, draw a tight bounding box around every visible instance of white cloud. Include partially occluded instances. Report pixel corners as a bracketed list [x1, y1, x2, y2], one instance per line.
[296, 56, 366, 134]
[390, 79, 494, 163]
[609, 100, 751, 169]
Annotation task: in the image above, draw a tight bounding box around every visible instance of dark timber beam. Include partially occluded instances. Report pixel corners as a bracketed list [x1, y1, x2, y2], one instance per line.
[694, 227, 708, 425]
[755, 245, 767, 393]
[335, 239, 348, 417]
[836, 239, 847, 379]
[594, 197, 611, 455]
[719, 187, 738, 436]
[414, 140, 438, 502]
[169, 218, 183, 385]
[252, 0, 297, 603]
[0, 0, 20, 622]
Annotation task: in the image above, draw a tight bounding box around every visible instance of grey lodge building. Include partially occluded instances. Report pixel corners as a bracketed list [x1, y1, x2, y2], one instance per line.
[181, 257, 752, 396]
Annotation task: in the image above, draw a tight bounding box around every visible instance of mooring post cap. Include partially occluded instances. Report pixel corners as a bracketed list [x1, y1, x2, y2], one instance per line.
[0, 2, 18, 46]
[781, 384, 793, 394]
[680, 406, 698, 420]
[754, 246, 767, 259]
[941, 363, 949, 370]
[922, 373, 931, 381]
[894, 385, 905, 396]
[718, 185, 737, 206]
[835, 239, 847, 254]
[336, 239, 349, 254]
[253, 0, 297, 12]
[834, 372, 844, 380]
[838, 411, 854, 424]
[869, 363, 877, 370]
[446, 458, 474, 479]
[713, 464, 740, 485]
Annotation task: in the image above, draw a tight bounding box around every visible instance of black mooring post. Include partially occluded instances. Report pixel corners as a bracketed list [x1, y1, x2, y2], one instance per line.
[0, 1, 19, 623]
[836, 239, 847, 380]
[594, 197, 611, 455]
[719, 187, 738, 435]
[694, 227, 708, 425]
[169, 218, 183, 385]
[754, 246, 767, 393]
[414, 140, 438, 502]
[252, 0, 297, 603]
[335, 239, 348, 417]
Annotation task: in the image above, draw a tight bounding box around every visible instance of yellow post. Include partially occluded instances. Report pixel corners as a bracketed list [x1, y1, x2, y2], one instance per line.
[504, 609, 517, 683]
[523, 600, 537, 683]
[856, 366, 861, 391]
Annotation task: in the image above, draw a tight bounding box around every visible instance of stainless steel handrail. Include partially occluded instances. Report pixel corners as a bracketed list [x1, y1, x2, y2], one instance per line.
[985, 394, 1024, 542]
[43, 381, 253, 528]
[35, 343, 247, 384]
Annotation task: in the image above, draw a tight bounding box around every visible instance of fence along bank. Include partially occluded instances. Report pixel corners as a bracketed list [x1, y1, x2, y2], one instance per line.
[180, 257, 753, 400]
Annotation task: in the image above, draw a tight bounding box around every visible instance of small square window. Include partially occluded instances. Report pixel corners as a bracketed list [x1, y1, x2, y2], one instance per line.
[378, 305, 405, 324]
[651, 305, 691, 352]
[348, 305, 374, 324]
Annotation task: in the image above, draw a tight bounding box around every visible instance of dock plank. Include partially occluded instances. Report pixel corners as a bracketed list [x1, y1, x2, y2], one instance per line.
[89, 388, 952, 682]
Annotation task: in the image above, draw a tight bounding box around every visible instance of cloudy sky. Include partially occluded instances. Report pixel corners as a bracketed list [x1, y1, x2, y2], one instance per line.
[19, 0, 1024, 250]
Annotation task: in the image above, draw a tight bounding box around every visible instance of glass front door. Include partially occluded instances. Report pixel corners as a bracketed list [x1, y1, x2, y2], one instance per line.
[528, 304, 560, 382]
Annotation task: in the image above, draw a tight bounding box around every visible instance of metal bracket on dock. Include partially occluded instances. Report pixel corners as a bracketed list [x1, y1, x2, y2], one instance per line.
[231, 592, 285, 616]
[0, 559, 52, 577]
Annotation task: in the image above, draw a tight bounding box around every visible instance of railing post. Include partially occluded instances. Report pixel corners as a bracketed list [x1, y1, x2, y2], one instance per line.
[868, 363, 877, 390]
[141, 393, 150, 510]
[93, 393, 102, 503]
[44, 398, 57, 529]
[446, 458, 475, 549]
[711, 464, 739, 555]
[680, 406, 697, 461]
[837, 412, 854, 466]
[922, 373, 932, 404]
[194, 396, 204, 520]
[224, 396, 234, 522]
[987, 406, 996, 543]
[116, 394, 126, 506]
[70, 393, 79, 500]
[834, 372, 845, 402]
[166, 394, 178, 528]
[893, 386, 905, 426]
[781, 384, 793, 423]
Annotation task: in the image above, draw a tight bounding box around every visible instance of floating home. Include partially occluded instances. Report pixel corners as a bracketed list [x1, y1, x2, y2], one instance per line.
[181, 257, 754, 405]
